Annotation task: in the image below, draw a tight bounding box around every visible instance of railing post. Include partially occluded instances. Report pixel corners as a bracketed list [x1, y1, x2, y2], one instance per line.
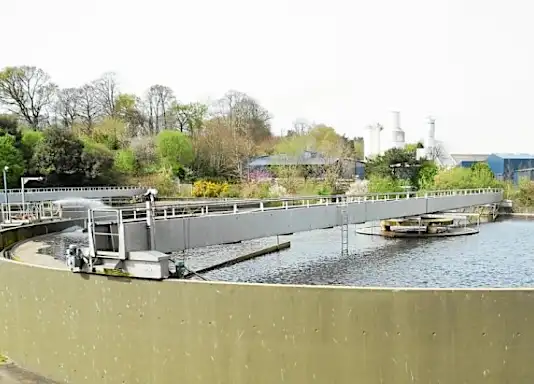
[233, 204, 238, 214]
[205, 206, 209, 214]
[172, 208, 176, 217]
[285, 201, 289, 209]
[164, 209, 167, 220]
[306, 200, 310, 208]
[260, 202, 264, 211]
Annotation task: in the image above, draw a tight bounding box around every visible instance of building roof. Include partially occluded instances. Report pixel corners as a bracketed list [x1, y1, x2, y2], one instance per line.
[450, 154, 489, 163]
[490, 153, 534, 160]
[248, 150, 350, 167]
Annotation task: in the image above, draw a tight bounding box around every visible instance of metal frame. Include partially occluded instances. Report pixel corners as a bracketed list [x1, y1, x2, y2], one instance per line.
[90, 188, 503, 224]
[0, 185, 148, 194]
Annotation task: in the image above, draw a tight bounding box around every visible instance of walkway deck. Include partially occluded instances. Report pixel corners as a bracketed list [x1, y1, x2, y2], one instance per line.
[11, 241, 65, 270]
[0, 362, 58, 383]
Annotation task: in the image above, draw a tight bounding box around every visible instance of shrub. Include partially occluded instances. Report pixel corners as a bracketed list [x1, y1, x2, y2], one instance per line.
[367, 175, 403, 193]
[192, 180, 229, 198]
[114, 149, 138, 175]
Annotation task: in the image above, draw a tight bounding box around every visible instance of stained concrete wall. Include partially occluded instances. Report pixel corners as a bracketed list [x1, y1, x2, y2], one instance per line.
[0, 262, 533, 384]
[123, 192, 503, 252]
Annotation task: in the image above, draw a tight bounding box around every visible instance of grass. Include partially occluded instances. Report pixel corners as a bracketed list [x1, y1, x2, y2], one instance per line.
[0, 354, 8, 364]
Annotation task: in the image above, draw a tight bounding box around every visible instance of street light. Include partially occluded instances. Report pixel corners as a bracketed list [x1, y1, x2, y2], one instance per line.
[21, 176, 44, 216]
[3, 166, 8, 223]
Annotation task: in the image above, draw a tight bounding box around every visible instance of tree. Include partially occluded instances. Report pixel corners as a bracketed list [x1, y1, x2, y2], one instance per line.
[145, 85, 175, 133]
[213, 90, 272, 143]
[155, 130, 194, 175]
[32, 127, 85, 179]
[94, 72, 119, 118]
[77, 84, 101, 131]
[353, 137, 364, 160]
[365, 146, 422, 188]
[0, 114, 22, 147]
[0, 135, 24, 187]
[91, 118, 128, 150]
[114, 149, 138, 176]
[81, 141, 115, 184]
[0, 66, 57, 127]
[21, 129, 44, 172]
[114, 93, 145, 135]
[193, 117, 255, 179]
[172, 102, 207, 134]
[55, 88, 79, 128]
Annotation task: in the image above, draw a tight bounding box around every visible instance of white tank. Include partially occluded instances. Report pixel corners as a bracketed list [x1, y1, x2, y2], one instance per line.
[390, 111, 405, 149]
[373, 124, 383, 155]
[363, 124, 383, 159]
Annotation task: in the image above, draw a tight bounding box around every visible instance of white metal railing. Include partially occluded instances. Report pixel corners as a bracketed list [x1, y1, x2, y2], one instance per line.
[83, 188, 502, 224]
[1, 201, 62, 224]
[0, 185, 148, 194]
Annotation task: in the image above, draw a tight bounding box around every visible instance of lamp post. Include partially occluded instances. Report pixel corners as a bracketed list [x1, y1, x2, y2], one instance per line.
[3, 166, 8, 223]
[21, 176, 44, 216]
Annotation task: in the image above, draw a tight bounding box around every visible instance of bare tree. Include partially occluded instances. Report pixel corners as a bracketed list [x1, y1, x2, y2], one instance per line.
[77, 84, 101, 131]
[213, 90, 271, 142]
[145, 85, 175, 133]
[0, 66, 57, 127]
[55, 88, 79, 128]
[287, 119, 312, 137]
[94, 72, 119, 118]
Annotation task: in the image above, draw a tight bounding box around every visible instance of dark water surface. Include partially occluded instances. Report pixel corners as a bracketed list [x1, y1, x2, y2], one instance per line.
[40, 219, 534, 288]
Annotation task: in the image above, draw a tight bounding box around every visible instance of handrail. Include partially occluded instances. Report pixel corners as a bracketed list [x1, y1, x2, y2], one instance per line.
[85, 188, 502, 223]
[0, 186, 148, 194]
[135, 188, 504, 209]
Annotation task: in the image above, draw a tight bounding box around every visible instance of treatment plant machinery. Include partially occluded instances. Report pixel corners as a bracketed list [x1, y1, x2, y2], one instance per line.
[65, 188, 187, 280]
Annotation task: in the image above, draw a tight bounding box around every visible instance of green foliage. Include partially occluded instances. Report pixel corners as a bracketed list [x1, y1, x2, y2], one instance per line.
[155, 130, 193, 174]
[515, 179, 534, 207]
[470, 162, 500, 188]
[33, 127, 84, 176]
[416, 161, 439, 190]
[114, 149, 138, 175]
[81, 141, 115, 183]
[21, 129, 44, 168]
[91, 118, 127, 150]
[0, 135, 24, 187]
[366, 146, 421, 187]
[433, 164, 500, 190]
[367, 175, 403, 193]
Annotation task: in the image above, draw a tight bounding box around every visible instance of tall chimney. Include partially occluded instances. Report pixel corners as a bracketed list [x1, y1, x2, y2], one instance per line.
[392, 111, 401, 131]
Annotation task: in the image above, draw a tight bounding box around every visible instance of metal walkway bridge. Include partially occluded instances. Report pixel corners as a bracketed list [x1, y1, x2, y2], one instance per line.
[87, 188, 503, 256]
[0, 185, 147, 203]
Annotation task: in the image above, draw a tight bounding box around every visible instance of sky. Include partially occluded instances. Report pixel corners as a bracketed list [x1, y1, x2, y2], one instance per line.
[3, 0, 534, 154]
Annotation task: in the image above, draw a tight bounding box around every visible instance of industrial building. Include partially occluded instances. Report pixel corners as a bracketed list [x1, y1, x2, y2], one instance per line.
[486, 153, 534, 181]
[513, 168, 534, 184]
[450, 154, 489, 168]
[247, 151, 365, 179]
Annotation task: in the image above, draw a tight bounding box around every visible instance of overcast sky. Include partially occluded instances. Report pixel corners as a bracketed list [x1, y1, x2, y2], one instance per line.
[3, 0, 533, 154]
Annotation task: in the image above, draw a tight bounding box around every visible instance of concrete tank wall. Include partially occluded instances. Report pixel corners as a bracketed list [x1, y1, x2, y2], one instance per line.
[123, 192, 502, 253]
[0, 262, 533, 384]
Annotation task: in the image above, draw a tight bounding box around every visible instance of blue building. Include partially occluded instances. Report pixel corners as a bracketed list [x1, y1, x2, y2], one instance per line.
[451, 154, 489, 168]
[513, 168, 534, 184]
[486, 153, 534, 181]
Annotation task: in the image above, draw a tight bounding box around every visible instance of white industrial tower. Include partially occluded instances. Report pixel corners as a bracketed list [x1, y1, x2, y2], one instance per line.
[390, 111, 406, 149]
[425, 116, 436, 157]
[364, 123, 383, 160]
